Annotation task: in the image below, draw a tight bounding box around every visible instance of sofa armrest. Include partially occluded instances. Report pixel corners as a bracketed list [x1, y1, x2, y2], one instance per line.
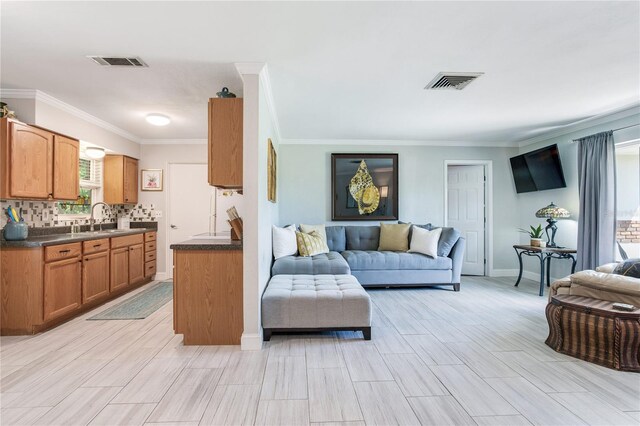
[596, 263, 619, 273]
[449, 237, 466, 284]
[549, 276, 572, 300]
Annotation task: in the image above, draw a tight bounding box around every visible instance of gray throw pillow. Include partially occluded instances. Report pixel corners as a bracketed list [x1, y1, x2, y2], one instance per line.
[428, 225, 461, 257]
[613, 258, 640, 279]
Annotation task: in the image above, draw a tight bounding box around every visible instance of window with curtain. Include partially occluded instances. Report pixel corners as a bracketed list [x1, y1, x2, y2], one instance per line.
[615, 141, 640, 260]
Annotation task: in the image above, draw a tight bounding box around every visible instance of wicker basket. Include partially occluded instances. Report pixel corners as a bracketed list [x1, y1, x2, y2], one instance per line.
[545, 295, 640, 372]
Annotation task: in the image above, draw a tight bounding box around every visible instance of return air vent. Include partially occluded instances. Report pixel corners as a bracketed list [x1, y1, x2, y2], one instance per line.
[87, 56, 148, 67]
[425, 72, 483, 90]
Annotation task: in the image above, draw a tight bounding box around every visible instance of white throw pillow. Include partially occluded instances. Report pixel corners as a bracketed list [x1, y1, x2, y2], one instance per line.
[409, 226, 442, 258]
[272, 225, 298, 259]
[299, 224, 330, 252]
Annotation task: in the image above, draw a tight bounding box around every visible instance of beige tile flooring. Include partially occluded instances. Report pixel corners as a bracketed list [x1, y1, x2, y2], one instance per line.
[1, 276, 639, 426]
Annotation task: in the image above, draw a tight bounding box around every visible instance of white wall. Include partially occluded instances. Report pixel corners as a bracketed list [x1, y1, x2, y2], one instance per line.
[516, 111, 640, 279]
[617, 150, 640, 219]
[278, 143, 519, 271]
[138, 143, 208, 278]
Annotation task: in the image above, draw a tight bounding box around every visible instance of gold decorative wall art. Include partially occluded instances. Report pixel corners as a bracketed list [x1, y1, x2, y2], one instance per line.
[267, 139, 277, 202]
[349, 160, 380, 215]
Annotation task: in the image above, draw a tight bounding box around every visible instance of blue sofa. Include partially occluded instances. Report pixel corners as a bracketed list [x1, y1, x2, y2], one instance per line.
[272, 225, 466, 291]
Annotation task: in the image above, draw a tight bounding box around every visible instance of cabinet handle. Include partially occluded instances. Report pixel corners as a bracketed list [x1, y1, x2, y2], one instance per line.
[93, 244, 101, 248]
[59, 249, 71, 254]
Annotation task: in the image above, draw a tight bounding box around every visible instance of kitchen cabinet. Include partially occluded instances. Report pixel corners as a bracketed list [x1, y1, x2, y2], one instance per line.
[52, 134, 80, 200]
[104, 154, 139, 204]
[208, 98, 243, 188]
[129, 243, 145, 284]
[43, 249, 82, 322]
[0, 118, 80, 201]
[82, 240, 110, 304]
[1, 230, 157, 335]
[110, 247, 129, 292]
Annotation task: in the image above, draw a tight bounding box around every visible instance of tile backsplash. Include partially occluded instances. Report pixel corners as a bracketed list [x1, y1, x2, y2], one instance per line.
[0, 200, 157, 228]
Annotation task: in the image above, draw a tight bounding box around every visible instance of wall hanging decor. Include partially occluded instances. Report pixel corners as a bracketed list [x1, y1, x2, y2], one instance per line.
[267, 139, 277, 202]
[141, 169, 163, 191]
[331, 153, 398, 220]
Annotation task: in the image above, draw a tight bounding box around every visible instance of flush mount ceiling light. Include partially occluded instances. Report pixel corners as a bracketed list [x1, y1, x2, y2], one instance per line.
[85, 147, 106, 159]
[146, 113, 171, 126]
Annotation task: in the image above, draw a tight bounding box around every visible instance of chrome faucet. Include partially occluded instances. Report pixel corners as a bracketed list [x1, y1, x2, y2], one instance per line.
[89, 202, 112, 231]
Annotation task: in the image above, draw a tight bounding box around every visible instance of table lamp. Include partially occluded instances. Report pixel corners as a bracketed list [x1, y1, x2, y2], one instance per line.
[535, 202, 570, 248]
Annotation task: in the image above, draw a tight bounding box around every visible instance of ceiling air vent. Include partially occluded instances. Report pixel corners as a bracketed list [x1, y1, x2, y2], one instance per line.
[425, 72, 483, 90]
[87, 56, 148, 67]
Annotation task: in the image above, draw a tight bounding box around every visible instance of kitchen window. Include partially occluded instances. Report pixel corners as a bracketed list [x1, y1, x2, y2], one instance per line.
[57, 157, 103, 217]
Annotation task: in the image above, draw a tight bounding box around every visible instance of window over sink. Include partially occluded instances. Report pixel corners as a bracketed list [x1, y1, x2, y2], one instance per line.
[57, 157, 103, 218]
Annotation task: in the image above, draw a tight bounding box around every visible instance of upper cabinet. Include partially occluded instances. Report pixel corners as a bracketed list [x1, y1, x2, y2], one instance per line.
[0, 118, 79, 201]
[208, 98, 243, 188]
[104, 154, 138, 204]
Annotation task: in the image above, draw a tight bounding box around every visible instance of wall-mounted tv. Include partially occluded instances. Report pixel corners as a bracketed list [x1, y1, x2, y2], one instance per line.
[510, 144, 567, 194]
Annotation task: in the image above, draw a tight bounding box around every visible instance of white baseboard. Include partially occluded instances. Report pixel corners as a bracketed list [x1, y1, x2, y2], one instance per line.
[241, 332, 263, 350]
[154, 272, 169, 281]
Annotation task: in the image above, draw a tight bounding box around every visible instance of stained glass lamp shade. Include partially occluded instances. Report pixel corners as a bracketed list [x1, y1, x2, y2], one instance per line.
[535, 202, 570, 247]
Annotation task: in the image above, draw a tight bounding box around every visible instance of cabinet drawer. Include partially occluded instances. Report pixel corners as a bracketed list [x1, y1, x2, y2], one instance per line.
[111, 234, 144, 249]
[145, 251, 156, 262]
[45, 243, 82, 262]
[145, 260, 156, 277]
[83, 238, 109, 255]
[145, 241, 156, 252]
[144, 232, 156, 242]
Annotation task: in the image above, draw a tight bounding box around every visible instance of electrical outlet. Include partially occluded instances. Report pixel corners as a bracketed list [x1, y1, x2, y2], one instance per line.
[154, 211, 162, 218]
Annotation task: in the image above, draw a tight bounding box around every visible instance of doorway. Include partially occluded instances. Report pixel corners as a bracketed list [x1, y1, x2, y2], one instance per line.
[166, 163, 213, 277]
[444, 161, 492, 276]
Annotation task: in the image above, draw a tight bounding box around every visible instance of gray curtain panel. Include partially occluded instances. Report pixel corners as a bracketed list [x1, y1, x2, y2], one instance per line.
[576, 131, 616, 271]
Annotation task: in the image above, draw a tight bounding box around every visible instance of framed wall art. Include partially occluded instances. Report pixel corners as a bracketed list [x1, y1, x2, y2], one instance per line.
[267, 139, 277, 202]
[331, 153, 398, 220]
[141, 169, 163, 191]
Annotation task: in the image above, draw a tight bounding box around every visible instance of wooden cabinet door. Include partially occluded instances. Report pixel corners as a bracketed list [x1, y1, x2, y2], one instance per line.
[9, 122, 53, 199]
[128, 243, 144, 285]
[82, 251, 110, 304]
[53, 135, 79, 200]
[208, 98, 243, 188]
[110, 247, 129, 292]
[43, 257, 81, 322]
[123, 157, 138, 204]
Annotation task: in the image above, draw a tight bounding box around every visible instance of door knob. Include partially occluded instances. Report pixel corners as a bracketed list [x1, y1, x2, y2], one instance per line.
[170, 225, 178, 229]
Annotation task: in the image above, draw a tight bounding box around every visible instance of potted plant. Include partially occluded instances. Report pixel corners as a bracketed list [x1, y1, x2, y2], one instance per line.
[519, 224, 545, 247]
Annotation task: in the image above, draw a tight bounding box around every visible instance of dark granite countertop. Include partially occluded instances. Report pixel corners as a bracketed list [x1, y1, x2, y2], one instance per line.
[1, 227, 155, 248]
[170, 238, 242, 250]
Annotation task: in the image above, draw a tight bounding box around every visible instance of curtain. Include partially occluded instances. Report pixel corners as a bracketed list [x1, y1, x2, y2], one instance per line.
[576, 131, 616, 271]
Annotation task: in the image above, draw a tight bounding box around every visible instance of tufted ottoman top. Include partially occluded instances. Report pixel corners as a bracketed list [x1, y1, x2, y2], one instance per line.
[262, 274, 371, 329]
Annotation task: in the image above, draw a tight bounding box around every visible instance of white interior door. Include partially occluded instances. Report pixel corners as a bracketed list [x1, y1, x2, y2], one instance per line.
[167, 163, 212, 277]
[447, 165, 486, 276]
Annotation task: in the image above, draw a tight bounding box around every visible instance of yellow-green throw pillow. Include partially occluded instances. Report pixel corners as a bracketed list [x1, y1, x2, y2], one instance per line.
[378, 223, 411, 251]
[296, 231, 329, 257]
[299, 224, 330, 252]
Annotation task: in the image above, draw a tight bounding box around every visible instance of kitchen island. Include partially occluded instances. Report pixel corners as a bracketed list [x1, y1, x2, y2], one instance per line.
[170, 238, 243, 345]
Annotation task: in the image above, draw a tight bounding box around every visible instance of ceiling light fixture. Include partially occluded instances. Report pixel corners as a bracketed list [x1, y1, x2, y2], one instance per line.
[85, 147, 106, 159]
[146, 113, 171, 126]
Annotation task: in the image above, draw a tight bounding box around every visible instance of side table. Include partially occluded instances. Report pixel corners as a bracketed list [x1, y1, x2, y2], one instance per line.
[513, 245, 577, 296]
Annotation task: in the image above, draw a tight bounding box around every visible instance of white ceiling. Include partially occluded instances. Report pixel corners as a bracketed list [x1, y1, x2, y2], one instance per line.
[1, 1, 638, 143]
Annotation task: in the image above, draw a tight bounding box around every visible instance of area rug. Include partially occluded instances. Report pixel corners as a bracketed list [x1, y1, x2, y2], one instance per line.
[87, 280, 173, 320]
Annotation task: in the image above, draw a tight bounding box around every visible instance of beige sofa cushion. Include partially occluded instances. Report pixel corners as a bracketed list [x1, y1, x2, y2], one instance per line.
[566, 270, 640, 306]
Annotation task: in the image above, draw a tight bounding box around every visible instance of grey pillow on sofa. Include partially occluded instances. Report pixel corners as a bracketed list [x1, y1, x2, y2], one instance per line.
[326, 226, 346, 252]
[613, 258, 640, 279]
[400, 221, 459, 257]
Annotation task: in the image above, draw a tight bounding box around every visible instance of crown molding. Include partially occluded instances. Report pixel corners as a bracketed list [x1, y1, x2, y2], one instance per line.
[517, 102, 640, 148]
[259, 65, 282, 143]
[0, 88, 142, 143]
[139, 138, 207, 145]
[280, 138, 515, 148]
[234, 62, 266, 77]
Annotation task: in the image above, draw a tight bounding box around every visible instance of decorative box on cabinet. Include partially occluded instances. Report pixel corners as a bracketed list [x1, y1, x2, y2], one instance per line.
[0, 118, 79, 200]
[104, 154, 139, 204]
[208, 98, 243, 188]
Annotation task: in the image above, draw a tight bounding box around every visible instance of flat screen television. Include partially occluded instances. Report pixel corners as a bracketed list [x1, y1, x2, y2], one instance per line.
[510, 144, 567, 194]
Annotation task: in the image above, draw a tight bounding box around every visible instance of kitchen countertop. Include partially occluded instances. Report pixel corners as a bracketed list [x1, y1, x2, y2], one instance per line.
[170, 238, 242, 250]
[1, 228, 154, 248]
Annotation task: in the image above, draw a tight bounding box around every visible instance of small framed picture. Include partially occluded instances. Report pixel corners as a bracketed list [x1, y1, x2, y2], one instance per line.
[141, 169, 163, 191]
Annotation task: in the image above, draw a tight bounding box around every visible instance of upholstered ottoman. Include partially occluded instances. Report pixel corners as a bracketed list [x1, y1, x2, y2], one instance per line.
[262, 274, 371, 340]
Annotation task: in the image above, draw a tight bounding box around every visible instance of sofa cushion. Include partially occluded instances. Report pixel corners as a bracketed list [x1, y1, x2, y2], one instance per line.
[613, 258, 640, 279]
[429, 226, 461, 257]
[341, 250, 452, 271]
[296, 230, 329, 257]
[299, 224, 330, 252]
[409, 226, 441, 258]
[567, 270, 640, 306]
[262, 274, 371, 328]
[378, 223, 410, 251]
[326, 226, 346, 252]
[272, 225, 298, 259]
[346, 226, 380, 251]
[272, 251, 350, 275]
